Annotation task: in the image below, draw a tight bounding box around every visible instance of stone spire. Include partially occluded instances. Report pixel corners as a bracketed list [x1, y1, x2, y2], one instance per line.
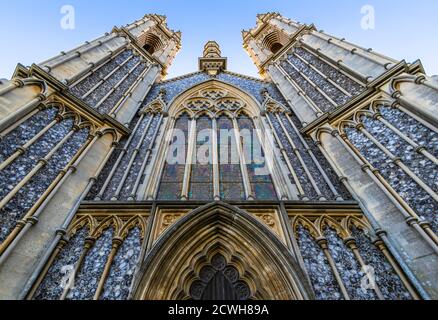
[199, 41, 227, 76]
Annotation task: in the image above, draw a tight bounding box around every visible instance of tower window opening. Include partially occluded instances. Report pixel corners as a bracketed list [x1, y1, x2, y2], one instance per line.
[143, 43, 155, 55]
[140, 32, 163, 55]
[262, 31, 287, 55]
[270, 42, 283, 54]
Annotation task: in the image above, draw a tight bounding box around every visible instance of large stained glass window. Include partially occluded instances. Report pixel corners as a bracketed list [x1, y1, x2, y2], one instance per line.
[189, 115, 214, 200]
[218, 115, 245, 201]
[157, 114, 190, 200]
[237, 114, 277, 200]
[157, 111, 278, 201]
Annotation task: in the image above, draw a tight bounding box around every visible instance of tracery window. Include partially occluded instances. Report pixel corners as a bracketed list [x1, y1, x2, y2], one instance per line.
[217, 115, 245, 201]
[237, 113, 277, 200]
[189, 115, 214, 200]
[157, 114, 190, 200]
[156, 88, 278, 201]
[189, 253, 251, 300]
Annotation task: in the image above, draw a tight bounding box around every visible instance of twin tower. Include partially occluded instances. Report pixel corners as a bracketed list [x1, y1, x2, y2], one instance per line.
[0, 13, 437, 300]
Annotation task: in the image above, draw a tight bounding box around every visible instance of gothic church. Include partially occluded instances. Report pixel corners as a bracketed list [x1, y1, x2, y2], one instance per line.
[0, 13, 437, 300]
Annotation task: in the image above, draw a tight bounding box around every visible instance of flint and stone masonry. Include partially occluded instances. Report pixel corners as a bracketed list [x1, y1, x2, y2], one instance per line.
[0, 13, 436, 300]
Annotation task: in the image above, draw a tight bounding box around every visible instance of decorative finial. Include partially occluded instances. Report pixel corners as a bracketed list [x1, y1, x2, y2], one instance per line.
[199, 41, 227, 76]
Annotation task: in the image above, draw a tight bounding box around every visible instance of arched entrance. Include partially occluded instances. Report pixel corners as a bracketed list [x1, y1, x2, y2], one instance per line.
[131, 202, 314, 300]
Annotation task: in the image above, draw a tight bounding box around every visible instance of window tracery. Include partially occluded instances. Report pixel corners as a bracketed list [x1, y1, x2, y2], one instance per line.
[156, 86, 279, 201]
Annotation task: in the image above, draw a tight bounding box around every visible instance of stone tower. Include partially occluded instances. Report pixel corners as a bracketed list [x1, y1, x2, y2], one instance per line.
[243, 12, 438, 298]
[0, 14, 181, 299]
[0, 12, 436, 300]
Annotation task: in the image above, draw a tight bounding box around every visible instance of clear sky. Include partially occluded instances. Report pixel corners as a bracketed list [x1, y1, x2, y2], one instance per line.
[1, 0, 437, 80]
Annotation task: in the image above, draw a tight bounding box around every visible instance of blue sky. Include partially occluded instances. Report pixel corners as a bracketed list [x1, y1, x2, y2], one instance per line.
[1, 0, 437, 80]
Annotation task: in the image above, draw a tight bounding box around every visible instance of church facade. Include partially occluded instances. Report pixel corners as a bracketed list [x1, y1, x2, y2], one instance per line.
[0, 13, 437, 300]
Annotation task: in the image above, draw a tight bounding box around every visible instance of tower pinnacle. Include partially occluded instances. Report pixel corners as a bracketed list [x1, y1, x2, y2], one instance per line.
[199, 41, 227, 76]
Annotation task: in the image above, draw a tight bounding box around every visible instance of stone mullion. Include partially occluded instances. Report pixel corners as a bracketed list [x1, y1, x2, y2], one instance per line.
[0, 128, 76, 211]
[109, 62, 153, 116]
[261, 115, 297, 200]
[284, 113, 343, 200]
[268, 68, 308, 126]
[67, 46, 127, 86]
[351, 141, 438, 247]
[95, 113, 146, 200]
[0, 118, 59, 171]
[20, 143, 115, 300]
[375, 113, 438, 165]
[147, 116, 175, 200]
[0, 134, 98, 258]
[275, 113, 324, 199]
[316, 238, 351, 300]
[26, 239, 68, 300]
[335, 132, 438, 251]
[357, 124, 438, 202]
[373, 237, 420, 300]
[0, 93, 47, 133]
[181, 117, 197, 200]
[93, 237, 123, 300]
[212, 117, 220, 201]
[69, 49, 122, 87]
[81, 55, 134, 99]
[418, 76, 438, 91]
[0, 79, 25, 96]
[60, 238, 95, 300]
[292, 52, 352, 97]
[310, 151, 425, 298]
[299, 42, 370, 84]
[129, 114, 164, 200]
[310, 32, 395, 69]
[392, 91, 438, 128]
[39, 32, 119, 66]
[265, 114, 306, 199]
[284, 59, 338, 107]
[42, 34, 119, 72]
[344, 238, 385, 300]
[275, 62, 323, 116]
[0, 106, 41, 137]
[232, 117, 254, 201]
[25, 133, 99, 219]
[94, 61, 142, 110]
[112, 115, 154, 200]
[392, 102, 438, 134]
[252, 115, 288, 200]
[315, 30, 397, 63]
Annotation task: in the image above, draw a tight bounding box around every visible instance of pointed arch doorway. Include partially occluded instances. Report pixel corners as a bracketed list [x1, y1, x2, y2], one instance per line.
[130, 202, 314, 300]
